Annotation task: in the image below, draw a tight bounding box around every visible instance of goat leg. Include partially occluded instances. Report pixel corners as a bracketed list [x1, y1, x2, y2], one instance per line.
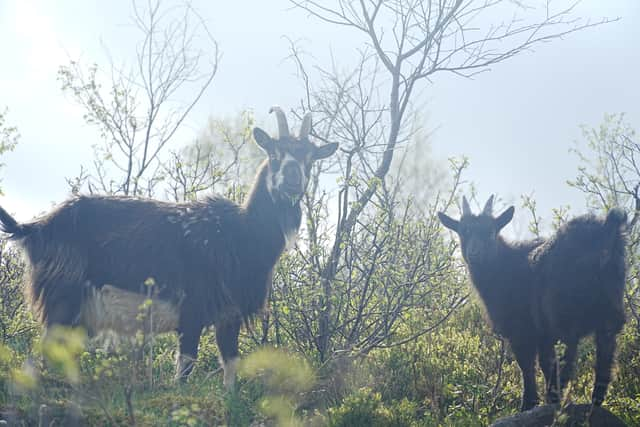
[215, 318, 241, 391]
[513, 344, 538, 411]
[537, 340, 558, 404]
[175, 316, 204, 381]
[592, 329, 617, 406]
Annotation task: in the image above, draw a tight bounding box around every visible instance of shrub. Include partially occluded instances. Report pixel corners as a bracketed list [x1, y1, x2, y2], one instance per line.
[327, 388, 419, 427]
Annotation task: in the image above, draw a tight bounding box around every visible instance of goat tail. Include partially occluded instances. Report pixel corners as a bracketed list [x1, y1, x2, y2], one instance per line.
[604, 208, 627, 232]
[0, 205, 29, 238]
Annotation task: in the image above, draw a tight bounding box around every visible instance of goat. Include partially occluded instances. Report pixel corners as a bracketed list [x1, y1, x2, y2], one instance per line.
[438, 195, 626, 411]
[0, 107, 338, 389]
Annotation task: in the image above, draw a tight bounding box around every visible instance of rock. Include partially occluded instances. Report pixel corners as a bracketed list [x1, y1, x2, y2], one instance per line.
[491, 403, 627, 427]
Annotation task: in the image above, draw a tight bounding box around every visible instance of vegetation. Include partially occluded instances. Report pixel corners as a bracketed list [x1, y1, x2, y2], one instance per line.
[1, 1, 638, 426]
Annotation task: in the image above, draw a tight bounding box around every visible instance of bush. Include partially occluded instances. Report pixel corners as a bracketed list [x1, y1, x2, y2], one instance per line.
[327, 388, 419, 427]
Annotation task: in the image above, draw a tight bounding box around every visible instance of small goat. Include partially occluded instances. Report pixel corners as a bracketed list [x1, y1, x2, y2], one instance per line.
[438, 195, 626, 411]
[0, 107, 338, 389]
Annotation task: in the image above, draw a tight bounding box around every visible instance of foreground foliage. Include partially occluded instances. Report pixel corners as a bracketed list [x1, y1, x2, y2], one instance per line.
[1, 282, 640, 426]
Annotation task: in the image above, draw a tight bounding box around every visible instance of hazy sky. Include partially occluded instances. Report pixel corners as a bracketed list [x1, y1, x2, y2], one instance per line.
[1, 1, 639, 233]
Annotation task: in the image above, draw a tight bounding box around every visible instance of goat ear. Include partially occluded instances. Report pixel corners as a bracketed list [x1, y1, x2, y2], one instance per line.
[495, 206, 515, 230]
[313, 142, 339, 160]
[253, 128, 274, 153]
[438, 212, 459, 232]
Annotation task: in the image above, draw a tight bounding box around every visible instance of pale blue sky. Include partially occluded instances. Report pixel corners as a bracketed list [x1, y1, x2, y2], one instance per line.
[1, 1, 639, 233]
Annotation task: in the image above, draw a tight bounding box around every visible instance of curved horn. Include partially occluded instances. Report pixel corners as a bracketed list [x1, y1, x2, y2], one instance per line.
[269, 106, 290, 138]
[299, 112, 312, 139]
[462, 196, 472, 216]
[482, 195, 495, 215]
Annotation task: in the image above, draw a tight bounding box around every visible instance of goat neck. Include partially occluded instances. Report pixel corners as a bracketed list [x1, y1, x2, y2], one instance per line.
[243, 159, 302, 259]
[467, 236, 534, 306]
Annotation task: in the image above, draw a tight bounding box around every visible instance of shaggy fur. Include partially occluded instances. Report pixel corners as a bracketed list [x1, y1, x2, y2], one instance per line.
[0, 108, 338, 388]
[439, 196, 626, 411]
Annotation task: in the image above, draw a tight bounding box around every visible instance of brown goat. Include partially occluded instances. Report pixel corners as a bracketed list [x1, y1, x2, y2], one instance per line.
[0, 107, 338, 389]
[439, 195, 626, 411]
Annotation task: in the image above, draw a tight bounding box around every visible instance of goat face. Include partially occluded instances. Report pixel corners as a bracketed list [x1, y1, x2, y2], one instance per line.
[438, 195, 514, 266]
[253, 107, 338, 202]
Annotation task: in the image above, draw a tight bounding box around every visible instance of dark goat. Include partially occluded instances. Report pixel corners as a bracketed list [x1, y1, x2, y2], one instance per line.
[438, 195, 626, 411]
[0, 107, 338, 389]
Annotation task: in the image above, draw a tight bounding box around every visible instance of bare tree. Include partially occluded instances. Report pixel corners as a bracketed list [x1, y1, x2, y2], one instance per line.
[163, 111, 265, 203]
[284, 0, 615, 362]
[269, 164, 468, 358]
[58, 0, 219, 196]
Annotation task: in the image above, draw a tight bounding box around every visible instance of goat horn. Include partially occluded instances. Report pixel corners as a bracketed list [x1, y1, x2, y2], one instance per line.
[483, 195, 495, 215]
[462, 196, 472, 216]
[299, 112, 312, 139]
[269, 106, 290, 138]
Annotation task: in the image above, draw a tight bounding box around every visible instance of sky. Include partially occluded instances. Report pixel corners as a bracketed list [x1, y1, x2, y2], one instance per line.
[0, 0, 639, 235]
